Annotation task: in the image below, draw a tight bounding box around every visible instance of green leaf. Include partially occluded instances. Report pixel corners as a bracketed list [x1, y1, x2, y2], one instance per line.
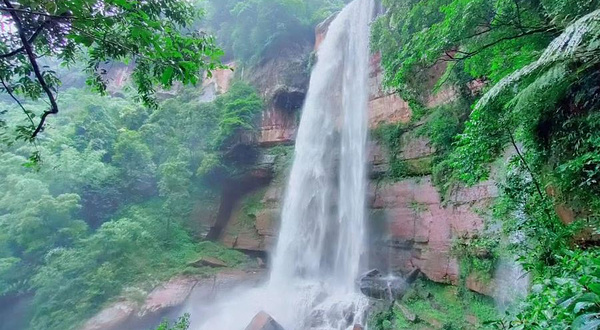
[572, 313, 600, 330]
[559, 293, 581, 309]
[574, 302, 594, 313]
[161, 67, 174, 86]
[112, 0, 134, 10]
[589, 282, 600, 295]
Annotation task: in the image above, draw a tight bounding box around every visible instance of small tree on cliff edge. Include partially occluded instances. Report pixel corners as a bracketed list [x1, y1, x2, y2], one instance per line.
[0, 0, 223, 148]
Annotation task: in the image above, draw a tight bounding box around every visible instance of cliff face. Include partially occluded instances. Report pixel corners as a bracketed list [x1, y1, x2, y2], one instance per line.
[367, 52, 412, 128]
[248, 41, 311, 146]
[210, 38, 311, 254]
[213, 19, 499, 295]
[205, 15, 502, 296]
[365, 52, 496, 290]
[368, 178, 497, 284]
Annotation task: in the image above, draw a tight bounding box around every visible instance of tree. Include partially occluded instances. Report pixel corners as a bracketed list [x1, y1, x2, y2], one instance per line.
[206, 0, 345, 62]
[0, 0, 223, 141]
[112, 129, 157, 198]
[158, 158, 192, 241]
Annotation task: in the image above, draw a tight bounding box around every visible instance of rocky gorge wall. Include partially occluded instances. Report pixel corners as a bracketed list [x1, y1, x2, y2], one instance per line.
[210, 16, 502, 296]
[363, 51, 499, 293]
[201, 35, 311, 252]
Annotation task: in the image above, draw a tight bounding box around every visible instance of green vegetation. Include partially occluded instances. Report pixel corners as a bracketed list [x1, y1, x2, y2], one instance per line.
[372, 1, 600, 328]
[369, 278, 498, 330]
[501, 249, 600, 329]
[371, 122, 414, 180]
[452, 236, 500, 289]
[421, 100, 472, 197]
[205, 0, 346, 63]
[154, 313, 191, 330]
[0, 81, 260, 329]
[371, 100, 471, 183]
[239, 188, 267, 227]
[0, 0, 223, 141]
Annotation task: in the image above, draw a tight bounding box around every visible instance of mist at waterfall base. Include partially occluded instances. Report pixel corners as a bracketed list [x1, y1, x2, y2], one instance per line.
[181, 1, 375, 329]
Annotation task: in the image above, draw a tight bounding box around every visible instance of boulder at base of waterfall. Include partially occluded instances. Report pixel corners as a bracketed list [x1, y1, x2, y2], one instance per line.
[359, 269, 387, 299]
[358, 269, 421, 300]
[405, 268, 421, 284]
[138, 276, 198, 317]
[353, 325, 364, 330]
[244, 311, 286, 330]
[81, 301, 137, 330]
[189, 256, 227, 268]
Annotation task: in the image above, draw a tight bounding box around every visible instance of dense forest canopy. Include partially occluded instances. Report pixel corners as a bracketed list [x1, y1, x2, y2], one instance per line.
[204, 0, 346, 62]
[0, 83, 263, 329]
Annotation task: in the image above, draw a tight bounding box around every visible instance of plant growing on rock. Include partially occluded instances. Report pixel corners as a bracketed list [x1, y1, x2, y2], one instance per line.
[154, 313, 190, 330]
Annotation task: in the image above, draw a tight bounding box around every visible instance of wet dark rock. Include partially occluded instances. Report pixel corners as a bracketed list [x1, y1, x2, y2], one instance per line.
[307, 301, 356, 329]
[362, 269, 381, 278]
[244, 311, 285, 330]
[358, 268, 420, 300]
[257, 257, 266, 268]
[335, 304, 355, 328]
[405, 268, 421, 284]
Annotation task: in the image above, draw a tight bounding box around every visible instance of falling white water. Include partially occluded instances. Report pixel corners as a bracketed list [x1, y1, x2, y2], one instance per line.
[269, 0, 373, 292]
[191, 0, 375, 329]
[493, 257, 529, 312]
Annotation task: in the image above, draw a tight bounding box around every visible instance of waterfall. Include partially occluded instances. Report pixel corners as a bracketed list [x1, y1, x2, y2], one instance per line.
[270, 0, 373, 291]
[194, 1, 374, 328]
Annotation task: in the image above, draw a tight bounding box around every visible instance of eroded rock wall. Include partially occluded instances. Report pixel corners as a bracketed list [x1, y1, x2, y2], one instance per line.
[221, 183, 283, 253]
[247, 41, 310, 146]
[214, 16, 498, 295]
[215, 37, 310, 252]
[368, 177, 497, 284]
[365, 52, 497, 291]
[367, 52, 412, 128]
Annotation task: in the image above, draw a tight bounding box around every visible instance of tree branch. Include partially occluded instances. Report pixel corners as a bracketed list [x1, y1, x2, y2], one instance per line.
[513, 0, 526, 33]
[455, 26, 493, 42]
[0, 5, 64, 18]
[0, 78, 36, 129]
[0, 19, 50, 58]
[506, 128, 545, 199]
[0, 6, 81, 20]
[457, 28, 555, 59]
[3, 0, 58, 138]
[430, 27, 558, 67]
